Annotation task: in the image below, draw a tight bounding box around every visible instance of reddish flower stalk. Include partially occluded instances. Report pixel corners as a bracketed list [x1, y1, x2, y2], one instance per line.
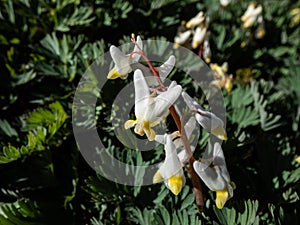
[131, 35, 204, 209]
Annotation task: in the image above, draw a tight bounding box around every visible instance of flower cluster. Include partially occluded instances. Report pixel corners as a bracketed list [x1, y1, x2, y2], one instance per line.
[240, 2, 265, 47]
[107, 35, 234, 209]
[173, 11, 211, 63]
[210, 62, 233, 93]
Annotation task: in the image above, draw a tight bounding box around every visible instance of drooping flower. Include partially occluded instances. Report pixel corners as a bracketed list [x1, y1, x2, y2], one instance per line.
[192, 26, 207, 49]
[182, 92, 227, 140]
[155, 117, 197, 164]
[125, 69, 182, 141]
[107, 36, 143, 80]
[153, 134, 186, 195]
[174, 29, 192, 49]
[193, 142, 234, 209]
[202, 34, 212, 63]
[186, 11, 205, 28]
[241, 2, 263, 28]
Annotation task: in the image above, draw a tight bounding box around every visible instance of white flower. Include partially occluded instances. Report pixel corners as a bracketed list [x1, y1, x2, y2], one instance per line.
[155, 117, 197, 164]
[174, 30, 192, 48]
[182, 92, 227, 140]
[241, 2, 263, 28]
[192, 26, 207, 49]
[220, 0, 231, 7]
[125, 70, 182, 141]
[193, 142, 234, 209]
[186, 11, 205, 28]
[202, 33, 211, 63]
[153, 134, 185, 195]
[107, 36, 143, 79]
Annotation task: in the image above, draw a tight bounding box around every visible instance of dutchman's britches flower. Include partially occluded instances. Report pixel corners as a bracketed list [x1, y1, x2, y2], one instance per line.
[155, 117, 197, 164]
[174, 30, 192, 49]
[193, 142, 234, 209]
[192, 26, 207, 49]
[182, 92, 227, 140]
[124, 69, 182, 141]
[153, 134, 186, 195]
[107, 36, 143, 80]
[186, 11, 205, 28]
[202, 34, 211, 63]
[241, 2, 263, 28]
[173, 11, 209, 49]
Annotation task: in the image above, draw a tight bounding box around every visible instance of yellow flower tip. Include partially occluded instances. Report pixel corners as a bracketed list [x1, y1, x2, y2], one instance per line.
[131, 33, 135, 40]
[221, 134, 228, 141]
[124, 119, 137, 129]
[212, 126, 228, 141]
[205, 57, 211, 64]
[240, 41, 247, 48]
[168, 176, 183, 195]
[173, 43, 180, 49]
[143, 120, 156, 141]
[243, 21, 254, 28]
[216, 189, 229, 209]
[295, 156, 300, 164]
[186, 21, 193, 29]
[107, 67, 122, 79]
[153, 170, 163, 183]
[256, 28, 265, 39]
[225, 79, 233, 93]
[192, 40, 199, 49]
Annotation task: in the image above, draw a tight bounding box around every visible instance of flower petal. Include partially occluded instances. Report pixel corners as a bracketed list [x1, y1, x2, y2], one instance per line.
[124, 119, 137, 129]
[182, 92, 227, 140]
[150, 84, 182, 121]
[186, 11, 205, 28]
[174, 30, 192, 45]
[192, 26, 207, 49]
[153, 170, 163, 183]
[193, 161, 226, 191]
[212, 142, 231, 183]
[167, 175, 185, 195]
[134, 69, 150, 118]
[110, 45, 132, 75]
[182, 91, 205, 111]
[107, 67, 122, 79]
[195, 113, 227, 140]
[159, 135, 182, 179]
[157, 55, 176, 82]
[216, 189, 229, 209]
[132, 35, 143, 62]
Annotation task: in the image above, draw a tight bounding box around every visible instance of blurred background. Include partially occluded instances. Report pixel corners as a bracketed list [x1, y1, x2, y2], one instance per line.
[0, 0, 300, 224]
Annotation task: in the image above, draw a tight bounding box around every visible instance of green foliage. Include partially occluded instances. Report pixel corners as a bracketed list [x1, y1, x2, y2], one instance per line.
[1, 0, 300, 224]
